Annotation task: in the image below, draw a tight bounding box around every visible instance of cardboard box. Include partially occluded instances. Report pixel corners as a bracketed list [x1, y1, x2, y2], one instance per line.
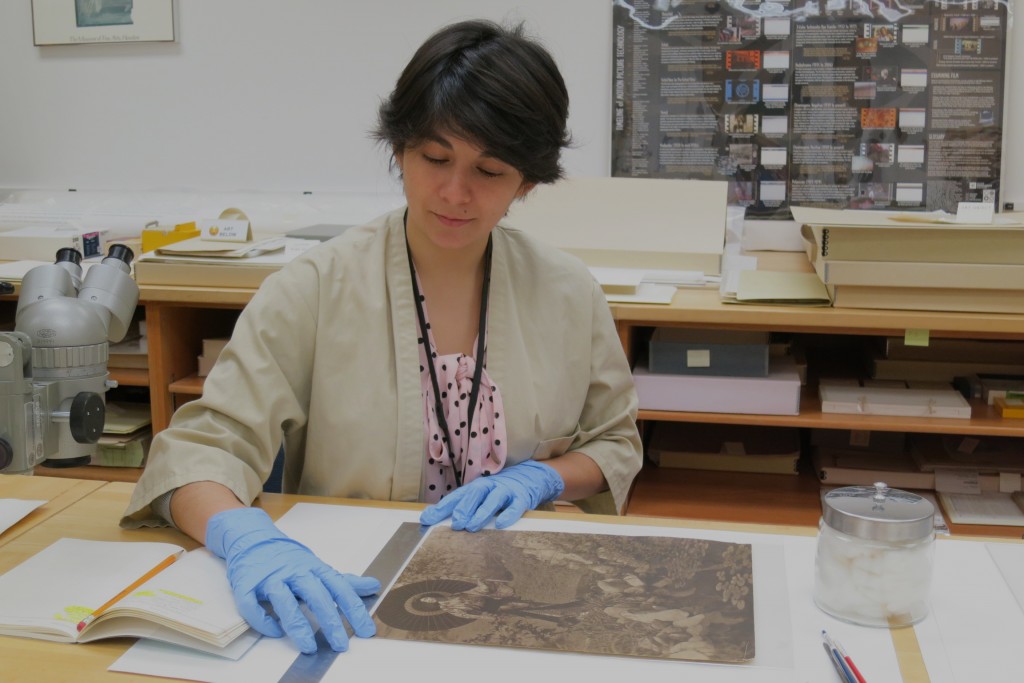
[910, 433, 1024, 473]
[648, 328, 770, 377]
[813, 448, 1003, 492]
[135, 259, 282, 288]
[632, 356, 800, 415]
[809, 428, 906, 454]
[197, 337, 230, 377]
[995, 396, 1024, 419]
[504, 177, 727, 274]
[141, 222, 200, 253]
[649, 423, 800, 474]
[0, 226, 105, 260]
[819, 383, 971, 419]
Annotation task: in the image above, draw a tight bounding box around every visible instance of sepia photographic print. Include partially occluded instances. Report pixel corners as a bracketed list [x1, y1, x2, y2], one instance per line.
[373, 527, 755, 663]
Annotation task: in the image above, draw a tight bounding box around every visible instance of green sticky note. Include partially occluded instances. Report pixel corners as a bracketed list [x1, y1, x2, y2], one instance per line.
[904, 329, 930, 347]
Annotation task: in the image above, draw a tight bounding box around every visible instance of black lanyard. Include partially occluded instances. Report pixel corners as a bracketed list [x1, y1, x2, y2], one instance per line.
[406, 232, 492, 489]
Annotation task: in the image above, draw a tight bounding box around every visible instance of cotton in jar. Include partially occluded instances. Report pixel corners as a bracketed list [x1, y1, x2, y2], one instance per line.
[814, 482, 935, 627]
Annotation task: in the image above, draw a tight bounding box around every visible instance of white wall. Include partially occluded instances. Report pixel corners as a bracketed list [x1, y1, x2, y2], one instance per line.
[0, 1, 611, 195]
[1, 1, 1020, 205]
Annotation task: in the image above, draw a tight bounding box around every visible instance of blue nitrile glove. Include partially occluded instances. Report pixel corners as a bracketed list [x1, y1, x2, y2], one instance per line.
[419, 460, 565, 532]
[205, 507, 381, 654]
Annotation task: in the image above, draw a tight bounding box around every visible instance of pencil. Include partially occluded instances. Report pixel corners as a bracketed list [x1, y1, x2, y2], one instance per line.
[76, 552, 180, 632]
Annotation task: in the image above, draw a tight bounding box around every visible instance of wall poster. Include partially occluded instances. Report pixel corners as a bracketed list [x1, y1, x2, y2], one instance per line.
[32, 0, 175, 46]
[612, 0, 1011, 218]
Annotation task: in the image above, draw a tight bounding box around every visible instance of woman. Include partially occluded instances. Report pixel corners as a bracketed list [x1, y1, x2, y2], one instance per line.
[121, 19, 642, 654]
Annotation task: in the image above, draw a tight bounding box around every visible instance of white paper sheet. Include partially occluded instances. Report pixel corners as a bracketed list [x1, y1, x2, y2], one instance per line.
[0, 499, 45, 536]
[915, 540, 1024, 683]
[112, 504, 902, 682]
[603, 282, 678, 304]
[987, 542, 1024, 613]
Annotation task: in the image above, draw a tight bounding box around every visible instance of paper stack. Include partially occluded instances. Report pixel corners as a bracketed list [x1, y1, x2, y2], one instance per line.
[810, 429, 914, 487]
[818, 379, 972, 419]
[587, 266, 709, 305]
[107, 317, 148, 370]
[866, 336, 1024, 386]
[649, 422, 800, 474]
[937, 491, 1024, 527]
[135, 236, 318, 288]
[198, 337, 230, 377]
[0, 225, 107, 261]
[795, 207, 1024, 314]
[720, 270, 832, 307]
[94, 402, 152, 468]
[809, 429, 1004, 492]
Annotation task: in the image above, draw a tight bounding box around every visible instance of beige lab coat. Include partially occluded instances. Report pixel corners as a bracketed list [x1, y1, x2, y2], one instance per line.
[122, 208, 641, 527]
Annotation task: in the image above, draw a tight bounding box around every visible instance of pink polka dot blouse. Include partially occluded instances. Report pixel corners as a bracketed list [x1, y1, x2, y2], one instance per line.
[415, 296, 508, 503]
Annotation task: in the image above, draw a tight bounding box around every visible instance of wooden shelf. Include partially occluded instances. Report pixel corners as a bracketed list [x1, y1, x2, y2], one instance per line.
[639, 391, 1020, 436]
[23, 256, 1024, 538]
[32, 464, 142, 483]
[108, 367, 150, 387]
[627, 466, 823, 528]
[168, 373, 205, 396]
[612, 290, 1024, 338]
[138, 285, 256, 306]
[610, 253, 1024, 340]
[626, 466, 1024, 539]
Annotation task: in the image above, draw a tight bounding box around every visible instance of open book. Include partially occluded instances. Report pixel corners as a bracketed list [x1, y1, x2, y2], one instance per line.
[0, 538, 258, 659]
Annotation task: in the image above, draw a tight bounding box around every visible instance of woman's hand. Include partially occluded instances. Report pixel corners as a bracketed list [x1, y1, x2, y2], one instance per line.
[419, 460, 565, 532]
[206, 507, 380, 653]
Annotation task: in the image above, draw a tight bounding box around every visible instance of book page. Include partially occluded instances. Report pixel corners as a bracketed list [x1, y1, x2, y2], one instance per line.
[85, 548, 249, 649]
[938, 492, 1024, 527]
[0, 538, 183, 642]
[82, 615, 260, 660]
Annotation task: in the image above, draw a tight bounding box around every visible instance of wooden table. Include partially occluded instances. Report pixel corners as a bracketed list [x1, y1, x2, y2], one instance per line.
[0, 474, 105, 548]
[0, 479, 939, 682]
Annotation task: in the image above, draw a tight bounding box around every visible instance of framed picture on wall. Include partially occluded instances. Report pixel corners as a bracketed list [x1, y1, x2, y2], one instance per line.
[32, 0, 175, 46]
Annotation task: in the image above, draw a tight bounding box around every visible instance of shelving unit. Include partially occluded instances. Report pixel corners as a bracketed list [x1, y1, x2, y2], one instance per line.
[638, 393, 1012, 436]
[613, 263, 1024, 538]
[143, 297, 244, 432]
[108, 368, 150, 388]
[8, 254, 1024, 537]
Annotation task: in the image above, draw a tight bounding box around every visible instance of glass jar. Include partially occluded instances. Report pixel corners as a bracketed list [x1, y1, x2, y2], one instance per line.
[813, 482, 935, 627]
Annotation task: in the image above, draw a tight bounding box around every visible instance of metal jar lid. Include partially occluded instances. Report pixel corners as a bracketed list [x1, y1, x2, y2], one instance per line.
[822, 482, 934, 543]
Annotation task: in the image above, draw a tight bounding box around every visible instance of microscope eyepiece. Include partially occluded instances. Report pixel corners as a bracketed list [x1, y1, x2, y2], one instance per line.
[106, 244, 135, 266]
[55, 248, 82, 265]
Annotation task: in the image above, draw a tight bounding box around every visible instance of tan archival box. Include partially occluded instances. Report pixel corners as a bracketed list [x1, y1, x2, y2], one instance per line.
[504, 177, 728, 275]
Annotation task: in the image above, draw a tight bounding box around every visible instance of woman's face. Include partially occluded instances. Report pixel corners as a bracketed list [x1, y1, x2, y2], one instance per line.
[398, 134, 533, 254]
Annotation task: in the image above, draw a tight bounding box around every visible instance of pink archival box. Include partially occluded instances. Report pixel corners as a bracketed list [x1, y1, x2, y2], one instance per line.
[632, 356, 801, 415]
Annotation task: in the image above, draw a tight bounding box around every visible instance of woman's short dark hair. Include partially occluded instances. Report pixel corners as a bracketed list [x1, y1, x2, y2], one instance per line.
[373, 20, 571, 185]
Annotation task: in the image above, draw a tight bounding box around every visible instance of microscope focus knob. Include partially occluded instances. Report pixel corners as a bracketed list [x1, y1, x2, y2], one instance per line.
[69, 393, 105, 444]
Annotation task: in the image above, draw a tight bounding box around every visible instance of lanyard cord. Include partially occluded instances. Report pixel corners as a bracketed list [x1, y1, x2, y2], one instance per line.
[406, 232, 492, 489]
